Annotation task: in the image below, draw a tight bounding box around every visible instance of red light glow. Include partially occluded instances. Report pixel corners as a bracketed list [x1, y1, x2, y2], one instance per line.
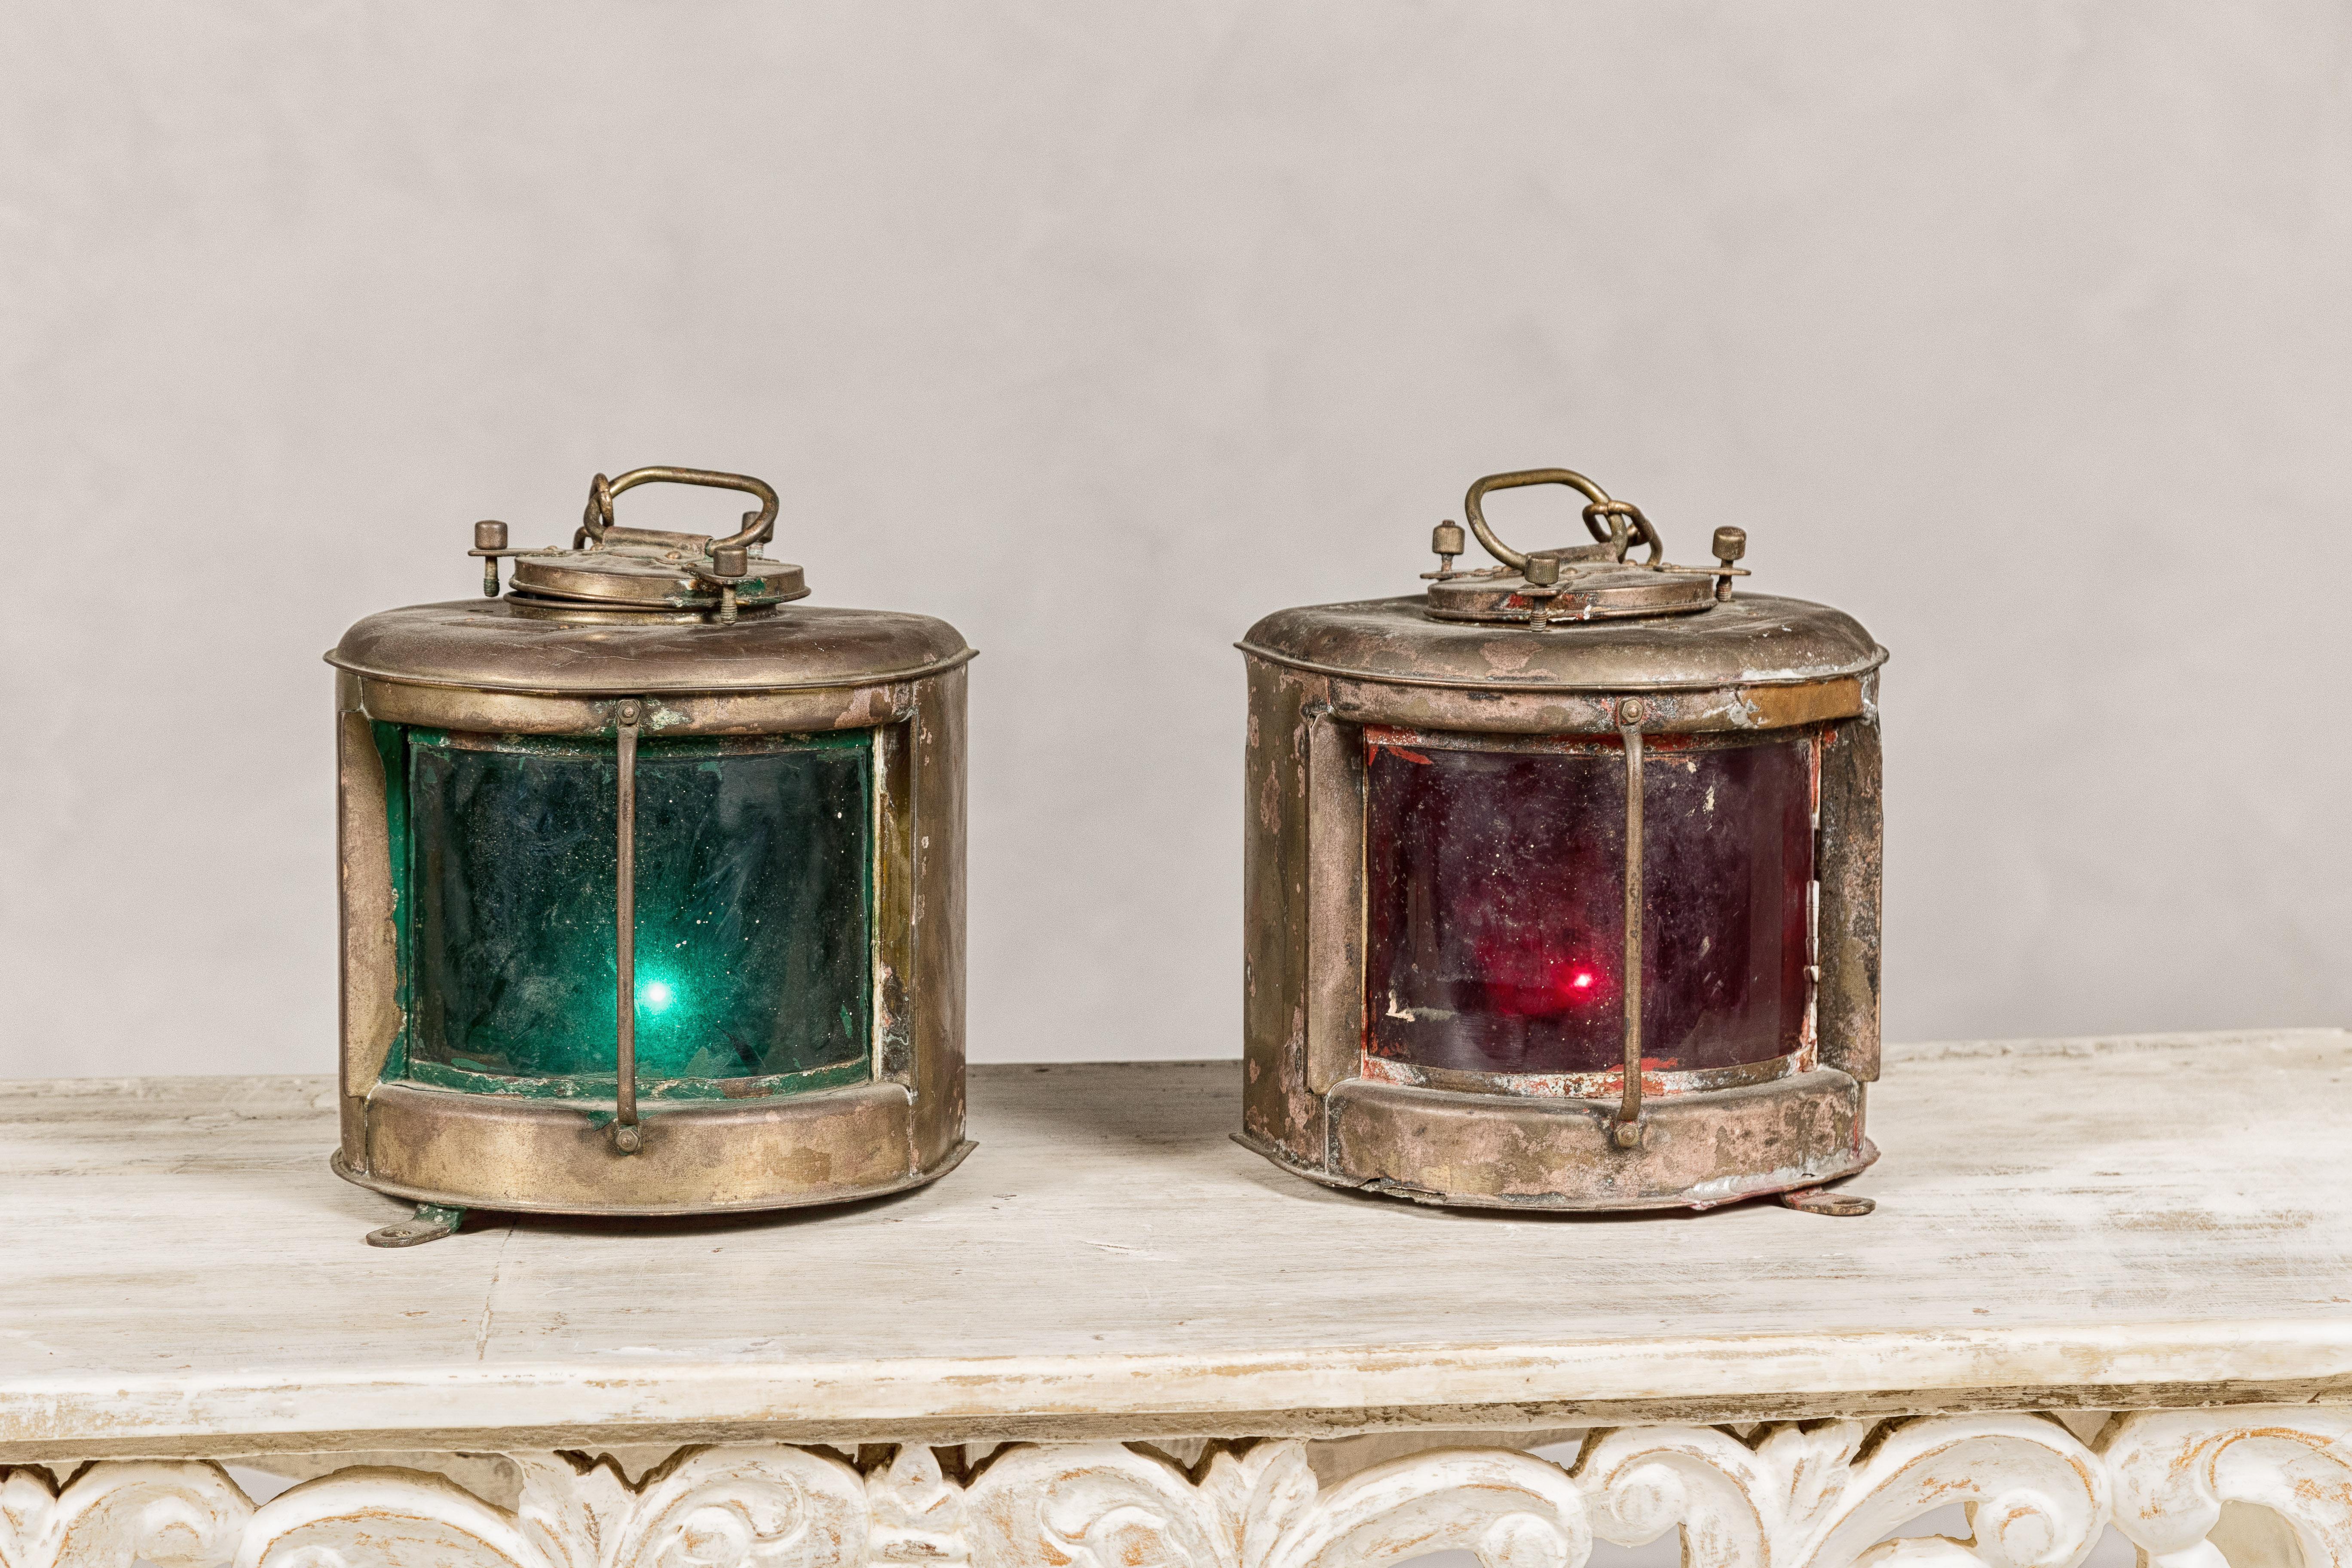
[1571, 971, 1594, 989]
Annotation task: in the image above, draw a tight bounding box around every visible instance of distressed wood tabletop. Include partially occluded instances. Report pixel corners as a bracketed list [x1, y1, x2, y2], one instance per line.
[3, 1029, 2348, 1460]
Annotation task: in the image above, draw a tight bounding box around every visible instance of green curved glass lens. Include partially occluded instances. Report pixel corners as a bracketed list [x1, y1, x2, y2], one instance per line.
[397, 730, 871, 1096]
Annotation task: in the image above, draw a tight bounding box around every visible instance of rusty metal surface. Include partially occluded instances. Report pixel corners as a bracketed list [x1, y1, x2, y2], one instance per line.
[611, 703, 643, 1150]
[343, 1082, 972, 1215]
[508, 548, 806, 611]
[580, 466, 778, 554]
[1614, 700, 1648, 1146]
[334, 704, 400, 1155]
[1314, 671, 1866, 738]
[906, 666, 970, 1171]
[494, 466, 804, 611]
[1242, 592, 1882, 695]
[1458, 466, 1620, 570]
[1782, 1184, 1876, 1216]
[1816, 709, 1886, 1083]
[1241, 659, 1327, 1164]
[352, 677, 922, 739]
[1425, 562, 1721, 625]
[331, 598, 971, 696]
[1307, 1069, 1874, 1212]
[1426, 468, 1743, 624]
[1303, 701, 1366, 1096]
[1359, 1048, 1802, 1100]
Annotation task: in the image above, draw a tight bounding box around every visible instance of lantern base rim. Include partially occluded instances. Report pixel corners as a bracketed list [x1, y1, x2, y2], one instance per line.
[1237, 1067, 1877, 1214]
[331, 1140, 975, 1219]
[343, 1078, 967, 1217]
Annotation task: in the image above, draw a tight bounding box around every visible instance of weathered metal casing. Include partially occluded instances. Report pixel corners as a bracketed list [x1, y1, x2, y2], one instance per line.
[1239, 543, 1886, 1212]
[331, 477, 971, 1219]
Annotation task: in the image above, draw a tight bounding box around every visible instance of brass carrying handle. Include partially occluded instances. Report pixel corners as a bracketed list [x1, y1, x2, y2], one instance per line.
[581, 466, 780, 552]
[1461, 468, 1663, 570]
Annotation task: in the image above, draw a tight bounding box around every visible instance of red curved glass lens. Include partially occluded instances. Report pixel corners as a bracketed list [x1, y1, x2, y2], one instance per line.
[1363, 731, 1813, 1076]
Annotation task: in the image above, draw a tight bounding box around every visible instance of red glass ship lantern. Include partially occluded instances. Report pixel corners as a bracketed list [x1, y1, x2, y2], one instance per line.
[1237, 467, 1886, 1214]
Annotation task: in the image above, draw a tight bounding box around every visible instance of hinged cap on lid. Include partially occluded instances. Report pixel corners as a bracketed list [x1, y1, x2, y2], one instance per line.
[1421, 468, 1749, 625]
[1239, 461, 1882, 696]
[342, 462, 972, 696]
[475, 466, 808, 616]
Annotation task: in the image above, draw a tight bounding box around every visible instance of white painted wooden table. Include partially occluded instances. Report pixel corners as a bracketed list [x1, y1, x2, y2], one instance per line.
[5, 1030, 2350, 1568]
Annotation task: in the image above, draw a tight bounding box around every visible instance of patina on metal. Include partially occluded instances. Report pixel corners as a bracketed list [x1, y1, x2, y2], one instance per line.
[1237, 466, 1886, 1214]
[612, 700, 643, 1155]
[1614, 697, 1647, 1149]
[469, 466, 809, 618]
[334, 466, 974, 1245]
[1422, 467, 1747, 625]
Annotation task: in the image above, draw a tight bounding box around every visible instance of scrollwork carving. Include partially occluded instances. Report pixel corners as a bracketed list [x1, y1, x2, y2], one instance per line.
[515, 1446, 871, 1568]
[28, 1409, 2352, 1568]
[239, 1466, 541, 1568]
[1577, 1415, 2108, 1568]
[0, 1460, 251, 1568]
[963, 1440, 1222, 1568]
[2101, 1404, 2352, 1568]
[866, 1445, 967, 1568]
[962, 1438, 1588, 1568]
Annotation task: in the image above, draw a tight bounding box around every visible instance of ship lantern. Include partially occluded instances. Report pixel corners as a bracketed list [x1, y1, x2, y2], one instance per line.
[1237, 467, 1884, 1215]
[331, 466, 971, 1245]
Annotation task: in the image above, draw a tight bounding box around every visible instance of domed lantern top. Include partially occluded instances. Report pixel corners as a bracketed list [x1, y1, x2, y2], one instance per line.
[1242, 466, 1881, 704]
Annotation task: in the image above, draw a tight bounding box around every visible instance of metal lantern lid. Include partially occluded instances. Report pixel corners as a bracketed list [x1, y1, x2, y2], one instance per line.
[1242, 467, 1883, 694]
[514, 466, 805, 612]
[329, 466, 971, 697]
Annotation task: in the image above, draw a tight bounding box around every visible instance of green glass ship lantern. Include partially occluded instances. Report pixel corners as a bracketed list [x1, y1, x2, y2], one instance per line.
[1237, 466, 1886, 1215]
[330, 466, 972, 1246]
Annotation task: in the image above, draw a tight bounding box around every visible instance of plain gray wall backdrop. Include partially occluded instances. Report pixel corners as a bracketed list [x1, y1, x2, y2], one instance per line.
[2, 1, 2346, 1079]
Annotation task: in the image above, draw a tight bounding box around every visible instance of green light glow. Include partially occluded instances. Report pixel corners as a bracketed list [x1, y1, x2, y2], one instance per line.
[401, 729, 871, 1093]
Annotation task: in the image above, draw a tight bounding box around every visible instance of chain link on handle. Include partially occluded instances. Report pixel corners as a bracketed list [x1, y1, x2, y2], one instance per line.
[1460, 468, 1664, 572]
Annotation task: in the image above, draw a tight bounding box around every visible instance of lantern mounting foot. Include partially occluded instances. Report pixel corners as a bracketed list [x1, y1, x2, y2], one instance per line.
[365, 1202, 469, 1248]
[1780, 1185, 1875, 1217]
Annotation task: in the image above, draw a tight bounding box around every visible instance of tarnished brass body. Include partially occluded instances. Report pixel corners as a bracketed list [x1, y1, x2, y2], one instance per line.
[332, 472, 972, 1218]
[1238, 472, 1885, 1213]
